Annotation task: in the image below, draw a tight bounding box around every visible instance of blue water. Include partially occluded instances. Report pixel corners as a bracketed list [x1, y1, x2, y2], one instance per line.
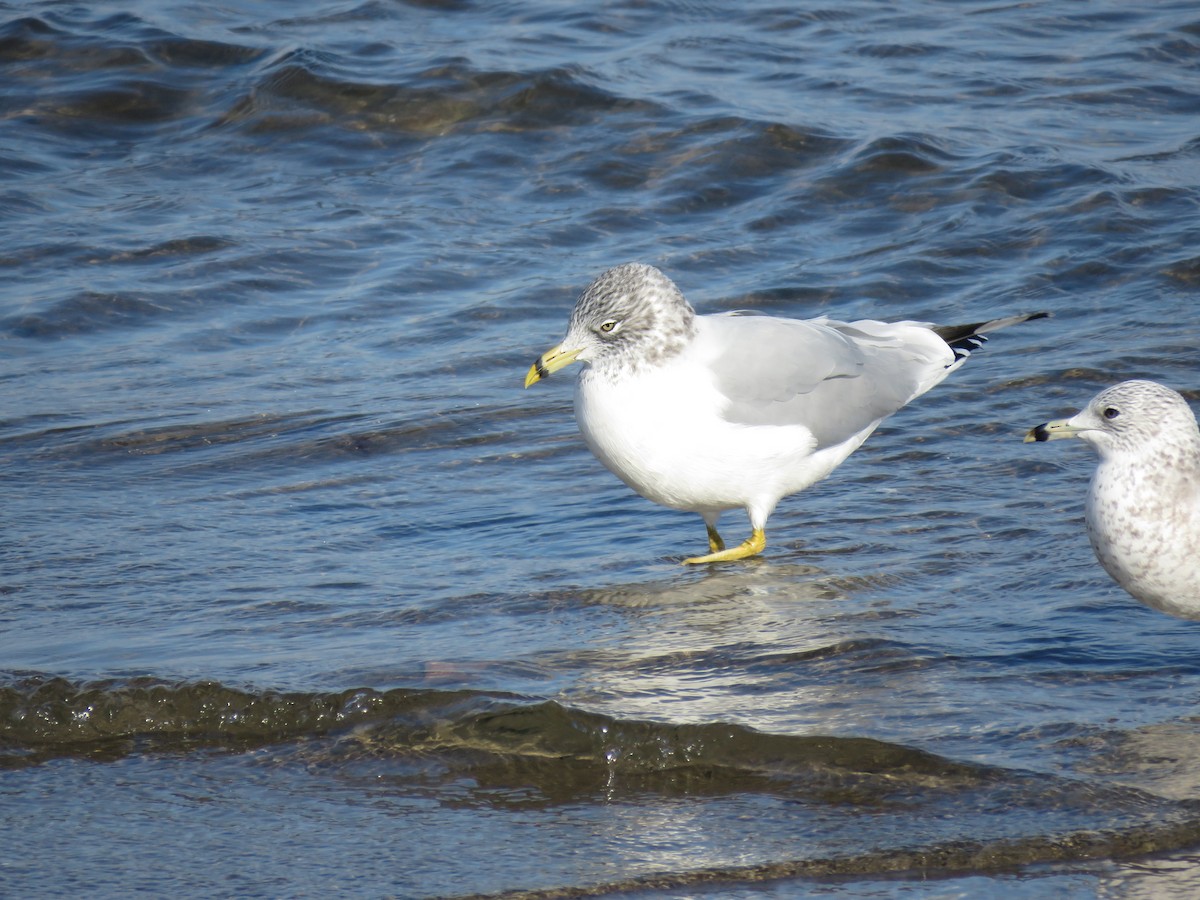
[3, 1, 1200, 897]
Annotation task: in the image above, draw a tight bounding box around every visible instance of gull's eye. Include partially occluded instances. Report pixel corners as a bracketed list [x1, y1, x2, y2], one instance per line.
[598, 319, 620, 334]
[1103, 406, 1120, 420]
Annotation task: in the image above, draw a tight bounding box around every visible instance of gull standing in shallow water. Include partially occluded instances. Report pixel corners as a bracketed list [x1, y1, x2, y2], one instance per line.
[1026, 380, 1200, 619]
[526, 263, 1046, 564]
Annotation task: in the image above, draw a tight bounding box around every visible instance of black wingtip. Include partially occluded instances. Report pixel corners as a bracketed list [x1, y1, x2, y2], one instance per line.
[934, 311, 1050, 362]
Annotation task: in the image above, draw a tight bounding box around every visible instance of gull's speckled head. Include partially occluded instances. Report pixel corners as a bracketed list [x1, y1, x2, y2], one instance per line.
[1026, 379, 1200, 459]
[526, 263, 697, 387]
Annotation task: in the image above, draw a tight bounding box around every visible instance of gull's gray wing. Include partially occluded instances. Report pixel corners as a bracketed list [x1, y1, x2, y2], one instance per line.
[700, 313, 950, 449]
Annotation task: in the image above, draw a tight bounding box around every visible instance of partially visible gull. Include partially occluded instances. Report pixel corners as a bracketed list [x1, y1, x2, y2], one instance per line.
[1026, 380, 1200, 619]
[526, 262, 1046, 564]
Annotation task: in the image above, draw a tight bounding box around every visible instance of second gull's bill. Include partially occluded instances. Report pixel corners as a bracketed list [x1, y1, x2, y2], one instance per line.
[526, 263, 1046, 564]
[1026, 380, 1200, 619]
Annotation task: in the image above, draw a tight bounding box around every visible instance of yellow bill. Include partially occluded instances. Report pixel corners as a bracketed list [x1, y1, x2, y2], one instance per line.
[1024, 418, 1084, 443]
[524, 344, 582, 388]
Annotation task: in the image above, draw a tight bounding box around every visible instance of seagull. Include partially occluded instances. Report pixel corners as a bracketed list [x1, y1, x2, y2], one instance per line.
[1026, 380, 1200, 619]
[526, 263, 1046, 564]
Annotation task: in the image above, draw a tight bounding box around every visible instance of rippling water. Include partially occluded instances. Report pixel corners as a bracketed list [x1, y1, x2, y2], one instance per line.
[3, 1, 1200, 897]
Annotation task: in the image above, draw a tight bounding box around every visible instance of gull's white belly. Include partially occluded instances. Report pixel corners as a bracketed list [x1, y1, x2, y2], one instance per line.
[1086, 470, 1200, 615]
[574, 364, 876, 516]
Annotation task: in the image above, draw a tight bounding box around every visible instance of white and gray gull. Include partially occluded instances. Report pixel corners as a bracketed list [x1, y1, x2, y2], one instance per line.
[1026, 380, 1200, 619]
[526, 263, 1046, 564]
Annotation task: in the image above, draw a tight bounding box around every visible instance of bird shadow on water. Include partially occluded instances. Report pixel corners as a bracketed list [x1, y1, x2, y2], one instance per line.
[551, 554, 921, 641]
[548, 530, 921, 627]
[565, 560, 840, 611]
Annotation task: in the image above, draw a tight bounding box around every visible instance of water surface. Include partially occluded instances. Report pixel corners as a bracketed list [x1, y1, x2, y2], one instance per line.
[3, 1, 1200, 896]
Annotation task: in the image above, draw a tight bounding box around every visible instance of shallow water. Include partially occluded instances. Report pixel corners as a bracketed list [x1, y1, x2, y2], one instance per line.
[3, 0, 1200, 897]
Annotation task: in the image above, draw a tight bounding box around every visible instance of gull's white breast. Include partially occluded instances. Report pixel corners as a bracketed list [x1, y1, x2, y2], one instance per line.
[573, 349, 877, 518]
[1086, 451, 1200, 616]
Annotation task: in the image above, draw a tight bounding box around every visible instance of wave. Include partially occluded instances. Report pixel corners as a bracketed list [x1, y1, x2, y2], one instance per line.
[6, 673, 1200, 894]
[1, 14, 653, 138]
[0, 15, 265, 135]
[0, 673, 1166, 805]
[458, 820, 1200, 898]
[1, 673, 977, 774]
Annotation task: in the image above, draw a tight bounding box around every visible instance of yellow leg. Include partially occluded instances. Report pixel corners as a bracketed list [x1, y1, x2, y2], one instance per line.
[683, 527, 766, 565]
[705, 524, 725, 554]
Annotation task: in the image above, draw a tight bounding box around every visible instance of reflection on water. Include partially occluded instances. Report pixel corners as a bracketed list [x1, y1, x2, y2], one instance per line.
[567, 562, 839, 610]
[1102, 855, 1200, 900]
[1081, 719, 1200, 803]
